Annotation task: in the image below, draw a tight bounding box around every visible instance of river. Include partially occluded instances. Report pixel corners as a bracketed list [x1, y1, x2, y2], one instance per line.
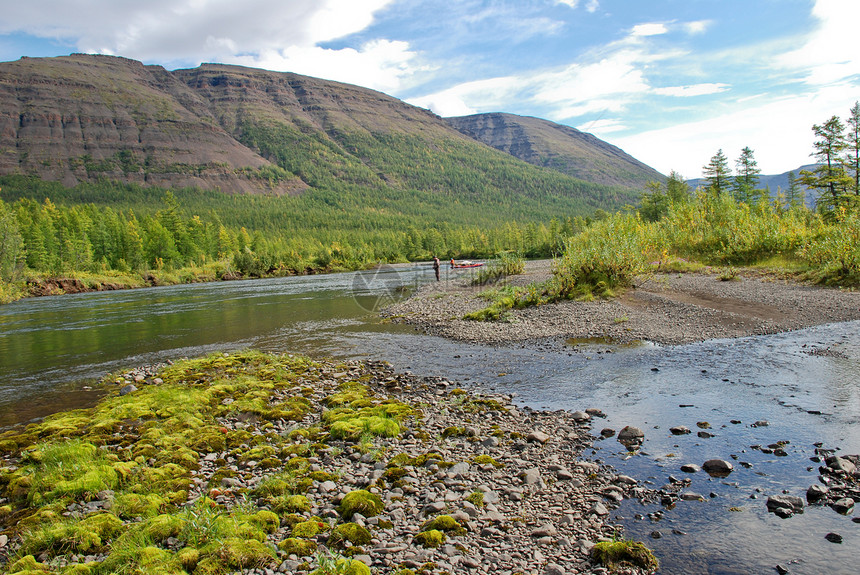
[1, 265, 858, 574]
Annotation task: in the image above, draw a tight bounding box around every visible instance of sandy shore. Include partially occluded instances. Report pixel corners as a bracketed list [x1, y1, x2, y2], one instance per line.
[384, 260, 860, 346]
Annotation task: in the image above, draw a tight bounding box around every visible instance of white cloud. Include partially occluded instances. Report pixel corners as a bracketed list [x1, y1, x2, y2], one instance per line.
[630, 23, 669, 37]
[585, 0, 600, 13]
[555, 0, 579, 8]
[653, 83, 730, 97]
[0, 0, 415, 90]
[683, 20, 711, 35]
[577, 118, 625, 134]
[230, 39, 419, 93]
[609, 85, 859, 177]
[776, 0, 860, 86]
[408, 76, 520, 117]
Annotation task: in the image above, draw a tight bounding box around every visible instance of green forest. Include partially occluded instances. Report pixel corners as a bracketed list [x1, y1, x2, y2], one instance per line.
[2, 103, 859, 304]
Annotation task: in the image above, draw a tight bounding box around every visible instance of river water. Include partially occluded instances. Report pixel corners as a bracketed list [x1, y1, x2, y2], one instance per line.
[1, 266, 858, 574]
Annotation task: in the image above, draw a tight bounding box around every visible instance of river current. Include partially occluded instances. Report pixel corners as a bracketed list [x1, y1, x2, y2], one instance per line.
[1, 265, 858, 574]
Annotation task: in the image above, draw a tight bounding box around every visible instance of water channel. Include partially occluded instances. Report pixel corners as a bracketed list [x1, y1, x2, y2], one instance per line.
[1, 265, 858, 574]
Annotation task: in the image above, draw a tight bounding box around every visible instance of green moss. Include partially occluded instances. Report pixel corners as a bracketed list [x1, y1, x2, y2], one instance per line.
[441, 426, 466, 438]
[471, 455, 504, 468]
[7, 555, 49, 574]
[338, 489, 384, 519]
[328, 522, 372, 548]
[591, 540, 659, 572]
[248, 509, 280, 534]
[292, 519, 325, 538]
[144, 513, 184, 541]
[278, 537, 318, 557]
[59, 563, 93, 574]
[310, 557, 371, 575]
[216, 536, 276, 569]
[19, 512, 125, 557]
[177, 546, 200, 571]
[420, 515, 465, 535]
[114, 492, 168, 519]
[465, 491, 485, 507]
[270, 494, 311, 514]
[414, 529, 446, 548]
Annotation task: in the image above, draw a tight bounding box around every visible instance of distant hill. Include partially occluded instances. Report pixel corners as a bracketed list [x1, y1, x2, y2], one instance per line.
[687, 164, 819, 205]
[0, 54, 645, 220]
[446, 113, 663, 190]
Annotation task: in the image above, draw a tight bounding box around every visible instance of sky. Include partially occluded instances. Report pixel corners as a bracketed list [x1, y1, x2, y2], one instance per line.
[1, 0, 858, 179]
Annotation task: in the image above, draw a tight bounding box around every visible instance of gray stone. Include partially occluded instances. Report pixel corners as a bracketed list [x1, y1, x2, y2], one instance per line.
[767, 495, 804, 514]
[519, 468, 542, 485]
[570, 410, 590, 422]
[545, 563, 566, 575]
[670, 425, 691, 435]
[702, 459, 733, 477]
[527, 431, 550, 444]
[680, 463, 701, 473]
[119, 384, 137, 396]
[826, 456, 857, 474]
[531, 523, 558, 537]
[617, 426, 644, 442]
[680, 492, 705, 501]
[832, 497, 855, 515]
[806, 484, 828, 502]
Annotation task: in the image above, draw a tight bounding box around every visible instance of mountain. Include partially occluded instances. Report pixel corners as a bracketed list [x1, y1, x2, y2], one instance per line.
[0, 54, 646, 217]
[446, 112, 664, 189]
[687, 164, 818, 206]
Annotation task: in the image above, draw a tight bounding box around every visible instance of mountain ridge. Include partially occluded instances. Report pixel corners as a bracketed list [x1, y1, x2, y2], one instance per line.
[446, 112, 664, 189]
[0, 54, 657, 208]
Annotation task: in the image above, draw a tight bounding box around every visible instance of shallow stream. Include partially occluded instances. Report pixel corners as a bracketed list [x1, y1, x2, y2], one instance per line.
[1, 266, 858, 574]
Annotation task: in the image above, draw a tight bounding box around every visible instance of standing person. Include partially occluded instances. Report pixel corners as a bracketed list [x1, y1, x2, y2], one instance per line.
[432, 256, 440, 281]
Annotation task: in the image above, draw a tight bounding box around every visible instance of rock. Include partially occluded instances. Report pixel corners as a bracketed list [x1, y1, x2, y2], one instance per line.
[766, 495, 804, 515]
[826, 456, 857, 474]
[825, 532, 843, 544]
[531, 523, 558, 537]
[544, 563, 566, 575]
[751, 420, 769, 427]
[680, 492, 705, 501]
[519, 468, 542, 485]
[775, 564, 789, 575]
[806, 484, 828, 502]
[570, 410, 591, 422]
[670, 425, 691, 435]
[591, 502, 609, 516]
[119, 384, 138, 396]
[697, 431, 714, 438]
[527, 431, 550, 444]
[600, 428, 615, 438]
[831, 498, 855, 515]
[702, 459, 733, 477]
[680, 464, 701, 473]
[617, 426, 644, 444]
[0, 534, 6, 548]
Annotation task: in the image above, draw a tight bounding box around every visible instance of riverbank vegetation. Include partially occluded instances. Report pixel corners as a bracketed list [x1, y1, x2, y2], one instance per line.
[465, 106, 860, 321]
[0, 175, 591, 303]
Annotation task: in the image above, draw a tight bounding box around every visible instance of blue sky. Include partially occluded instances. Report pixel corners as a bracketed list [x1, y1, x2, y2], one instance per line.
[1, 0, 858, 178]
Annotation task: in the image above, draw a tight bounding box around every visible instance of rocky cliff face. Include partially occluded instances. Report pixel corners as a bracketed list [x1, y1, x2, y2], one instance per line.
[446, 113, 664, 189]
[0, 55, 303, 194]
[0, 54, 661, 196]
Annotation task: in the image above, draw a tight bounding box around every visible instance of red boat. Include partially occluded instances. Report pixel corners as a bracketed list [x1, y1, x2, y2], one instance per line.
[451, 261, 483, 268]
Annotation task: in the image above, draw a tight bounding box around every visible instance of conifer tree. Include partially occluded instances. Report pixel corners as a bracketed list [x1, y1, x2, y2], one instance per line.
[703, 149, 731, 195]
[733, 147, 761, 204]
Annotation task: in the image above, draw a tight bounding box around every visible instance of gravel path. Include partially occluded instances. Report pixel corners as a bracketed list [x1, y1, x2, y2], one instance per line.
[384, 261, 860, 346]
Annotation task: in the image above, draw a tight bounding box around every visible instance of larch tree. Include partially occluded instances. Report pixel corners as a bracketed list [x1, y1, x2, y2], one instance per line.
[733, 147, 761, 204]
[799, 115, 850, 208]
[703, 149, 731, 195]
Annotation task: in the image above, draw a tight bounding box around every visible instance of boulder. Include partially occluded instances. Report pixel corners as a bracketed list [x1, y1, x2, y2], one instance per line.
[617, 426, 644, 444]
[702, 459, 733, 477]
[832, 498, 855, 515]
[806, 484, 828, 503]
[670, 426, 691, 435]
[766, 495, 804, 514]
